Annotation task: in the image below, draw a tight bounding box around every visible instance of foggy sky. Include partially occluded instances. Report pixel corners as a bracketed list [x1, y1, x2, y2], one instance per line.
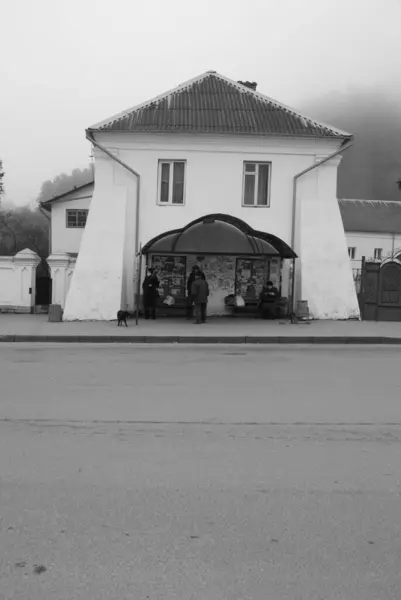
[1, 0, 400, 205]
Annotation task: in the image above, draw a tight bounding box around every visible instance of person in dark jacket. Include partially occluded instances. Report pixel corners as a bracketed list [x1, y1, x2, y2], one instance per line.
[142, 267, 159, 320]
[191, 273, 209, 324]
[186, 265, 205, 320]
[259, 280, 280, 319]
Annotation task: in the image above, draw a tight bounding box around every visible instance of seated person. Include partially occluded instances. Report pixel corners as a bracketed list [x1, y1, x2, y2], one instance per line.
[259, 280, 280, 319]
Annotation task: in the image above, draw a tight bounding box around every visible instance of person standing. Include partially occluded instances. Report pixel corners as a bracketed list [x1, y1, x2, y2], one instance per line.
[142, 267, 159, 320]
[186, 265, 205, 320]
[191, 272, 209, 324]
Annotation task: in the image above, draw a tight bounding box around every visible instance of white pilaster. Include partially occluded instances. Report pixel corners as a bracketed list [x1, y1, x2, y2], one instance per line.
[63, 153, 135, 320]
[13, 248, 41, 311]
[296, 156, 360, 319]
[65, 256, 77, 301]
[47, 252, 72, 308]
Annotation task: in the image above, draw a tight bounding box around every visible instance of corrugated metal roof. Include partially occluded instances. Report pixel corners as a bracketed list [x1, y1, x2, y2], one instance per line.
[89, 72, 351, 139]
[339, 199, 401, 233]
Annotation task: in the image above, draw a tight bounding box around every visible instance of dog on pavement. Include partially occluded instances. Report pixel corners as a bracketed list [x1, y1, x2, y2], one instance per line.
[117, 310, 129, 327]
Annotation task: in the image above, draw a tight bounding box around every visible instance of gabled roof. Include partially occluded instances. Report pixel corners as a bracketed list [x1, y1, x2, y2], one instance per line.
[40, 181, 94, 210]
[339, 199, 401, 234]
[89, 71, 351, 139]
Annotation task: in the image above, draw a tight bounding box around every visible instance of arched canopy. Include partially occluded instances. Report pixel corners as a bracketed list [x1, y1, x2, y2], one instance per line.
[142, 214, 297, 259]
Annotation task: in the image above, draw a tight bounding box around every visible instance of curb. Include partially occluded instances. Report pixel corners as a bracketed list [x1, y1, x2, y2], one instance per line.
[0, 335, 401, 344]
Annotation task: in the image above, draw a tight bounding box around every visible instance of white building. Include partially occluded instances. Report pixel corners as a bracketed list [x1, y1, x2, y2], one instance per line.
[340, 199, 401, 271]
[42, 71, 359, 321]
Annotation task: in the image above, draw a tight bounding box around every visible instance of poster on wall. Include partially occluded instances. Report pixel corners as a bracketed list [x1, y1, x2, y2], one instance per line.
[187, 256, 236, 296]
[269, 258, 281, 290]
[151, 255, 187, 299]
[186, 255, 236, 316]
[235, 258, 269, 299]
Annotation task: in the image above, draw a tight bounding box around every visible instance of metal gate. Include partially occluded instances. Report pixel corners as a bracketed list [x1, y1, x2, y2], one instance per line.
[35, 258, 52, 307]
[360, 259, 401, 321]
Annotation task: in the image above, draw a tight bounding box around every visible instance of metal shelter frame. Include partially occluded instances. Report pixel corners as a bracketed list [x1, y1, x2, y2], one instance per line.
[135, 214, 297, 324]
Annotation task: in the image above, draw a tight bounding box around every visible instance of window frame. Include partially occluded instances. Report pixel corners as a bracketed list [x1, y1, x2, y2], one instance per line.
[242, 161, 271, 208]
[66, 209, 89, 228]
[373, 248, 382, 260]
[348, 247, 356, 259]
[157, 160, 186, 206]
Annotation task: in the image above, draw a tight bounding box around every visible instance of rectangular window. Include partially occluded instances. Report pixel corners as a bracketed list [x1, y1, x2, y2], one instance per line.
[348, 247, 356, 259]
[66, 209, 88, 228]
[243, 162, 271, 207]
[158, 161, 186, 205]
[374, 248, 382, 260]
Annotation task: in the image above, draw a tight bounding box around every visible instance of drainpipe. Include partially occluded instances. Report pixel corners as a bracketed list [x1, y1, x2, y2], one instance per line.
[290, 140, 353, 315]
[85, 131, 141, 324]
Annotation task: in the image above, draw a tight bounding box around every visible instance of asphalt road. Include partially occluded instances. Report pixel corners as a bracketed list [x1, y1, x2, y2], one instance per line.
[1, 344, 401, 599]
[1, 343, 401, 423]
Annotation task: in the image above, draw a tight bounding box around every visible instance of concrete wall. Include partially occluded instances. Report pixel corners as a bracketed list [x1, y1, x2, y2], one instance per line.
[63, 132, 358, 320]
[0, 249, 40, 312]
[50, 188, 93, 254]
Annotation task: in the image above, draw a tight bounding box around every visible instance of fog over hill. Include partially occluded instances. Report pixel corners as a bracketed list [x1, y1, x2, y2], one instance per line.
[302, 88, 401, 201]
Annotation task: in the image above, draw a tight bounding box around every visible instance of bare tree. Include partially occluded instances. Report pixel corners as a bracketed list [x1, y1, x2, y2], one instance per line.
[0, 164, 90, 257]
[0, 210, 17, 253]
[0, 161, 18, 253]
[0, 160, 4, 200]
[0, 206, 49, 257]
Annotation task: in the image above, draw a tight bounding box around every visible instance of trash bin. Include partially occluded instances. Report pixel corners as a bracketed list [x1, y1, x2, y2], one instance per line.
[296, 300, 310, 319]
[48, 304, 62, 322]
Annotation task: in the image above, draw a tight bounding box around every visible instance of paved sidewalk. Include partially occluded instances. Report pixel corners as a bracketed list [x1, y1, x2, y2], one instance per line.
[0, 313, 401, 343]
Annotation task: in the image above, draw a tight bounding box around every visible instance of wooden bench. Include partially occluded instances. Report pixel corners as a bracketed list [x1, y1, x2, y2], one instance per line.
[228, 300, 259, 317]
[227, 297, 289, 319]
[155, 297, 188, 317]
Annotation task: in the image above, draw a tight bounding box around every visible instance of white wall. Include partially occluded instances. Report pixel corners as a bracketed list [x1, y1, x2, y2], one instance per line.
[345, 232, 401, 269]
[51, 189, 93, 254]
[47, 253, 77, 309]
[0, 249, 40, 312]
[99, 133, 337, 248]
[63, 156, 129, 320]
[296, 156, 360, 319]
[63, 132, 358, 320]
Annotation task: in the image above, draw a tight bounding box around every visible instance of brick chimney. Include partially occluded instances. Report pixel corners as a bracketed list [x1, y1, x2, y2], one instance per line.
[238, 81, 257, 91]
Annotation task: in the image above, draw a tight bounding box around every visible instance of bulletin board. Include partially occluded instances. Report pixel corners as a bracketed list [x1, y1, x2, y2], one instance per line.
[235, 258, 269, 300]
[150, 255, 187, 299]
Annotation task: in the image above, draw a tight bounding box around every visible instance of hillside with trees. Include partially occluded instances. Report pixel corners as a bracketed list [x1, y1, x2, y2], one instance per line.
[302, 89, 401, 201]
[0, 165, 93, 258]
[37, 166, 93, 204]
